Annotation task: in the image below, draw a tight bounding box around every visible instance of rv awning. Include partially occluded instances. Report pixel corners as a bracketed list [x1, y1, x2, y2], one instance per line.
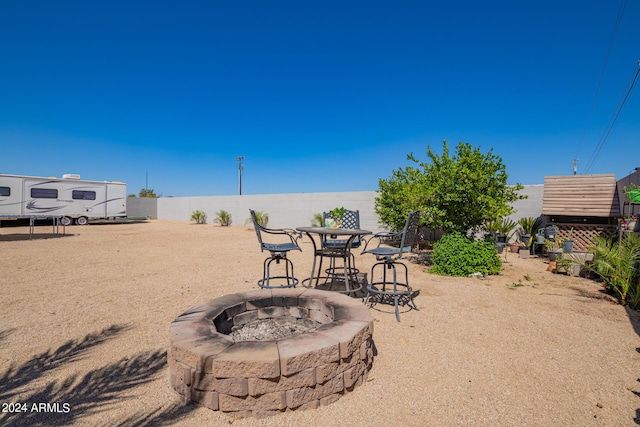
[542, 174, 620, 217]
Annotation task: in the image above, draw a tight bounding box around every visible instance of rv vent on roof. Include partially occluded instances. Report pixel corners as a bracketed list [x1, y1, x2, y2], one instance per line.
[62, 174, 81, 179]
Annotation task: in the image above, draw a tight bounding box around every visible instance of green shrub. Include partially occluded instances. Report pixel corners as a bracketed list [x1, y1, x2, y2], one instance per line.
[214, 210, 232, 226]
[190, 210, 207, 224]
[431, 231, 502, 277]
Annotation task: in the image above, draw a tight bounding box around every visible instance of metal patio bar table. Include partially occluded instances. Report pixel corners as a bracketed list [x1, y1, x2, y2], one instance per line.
[296, 226, 372, 296]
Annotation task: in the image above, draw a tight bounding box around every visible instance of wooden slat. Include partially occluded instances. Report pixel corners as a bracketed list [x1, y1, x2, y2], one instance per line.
[542, 175, 620, 217]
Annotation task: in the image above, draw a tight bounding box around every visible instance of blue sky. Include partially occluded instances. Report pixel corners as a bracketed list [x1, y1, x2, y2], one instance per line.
[1, 1, 638, 197]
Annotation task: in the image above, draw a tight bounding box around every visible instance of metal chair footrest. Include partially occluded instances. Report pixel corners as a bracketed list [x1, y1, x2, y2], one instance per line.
[257, 275, 299, 289]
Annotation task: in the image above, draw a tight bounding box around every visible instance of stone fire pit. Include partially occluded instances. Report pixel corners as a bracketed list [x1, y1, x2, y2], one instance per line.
[168, 288, 374, 417]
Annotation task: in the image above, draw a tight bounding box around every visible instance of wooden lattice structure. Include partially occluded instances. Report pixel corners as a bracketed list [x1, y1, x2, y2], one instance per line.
[553, 223, 618, 251]
[542, 175, 621, 251]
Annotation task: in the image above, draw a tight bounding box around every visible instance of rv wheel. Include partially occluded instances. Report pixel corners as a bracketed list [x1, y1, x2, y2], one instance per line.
[75, 216, 89, 226]
[60, 216, 73, 226]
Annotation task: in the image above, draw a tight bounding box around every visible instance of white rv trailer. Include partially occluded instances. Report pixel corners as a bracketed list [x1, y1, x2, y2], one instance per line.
[0, 173, 127, 225]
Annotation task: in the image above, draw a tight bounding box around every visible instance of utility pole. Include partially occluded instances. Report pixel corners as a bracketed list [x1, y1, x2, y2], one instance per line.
[236, 156, 244, 195]
[572, 158, 578, 175]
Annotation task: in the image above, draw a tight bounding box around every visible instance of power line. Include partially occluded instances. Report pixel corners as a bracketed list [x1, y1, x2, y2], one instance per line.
[584, 61, 640, 173]
[575, 0, 627, 157]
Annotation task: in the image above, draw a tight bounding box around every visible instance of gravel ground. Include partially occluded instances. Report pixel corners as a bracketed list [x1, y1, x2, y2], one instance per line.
[1, 220, 639, 426]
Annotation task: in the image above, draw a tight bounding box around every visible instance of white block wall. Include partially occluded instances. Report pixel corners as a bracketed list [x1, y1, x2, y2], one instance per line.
[158, 191, 383, 232]
[156, 185, 544, 232]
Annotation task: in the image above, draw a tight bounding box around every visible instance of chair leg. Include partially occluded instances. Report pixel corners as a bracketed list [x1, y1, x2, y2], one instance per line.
[366, 259, 416, 322]
[258, 254, 298, 289]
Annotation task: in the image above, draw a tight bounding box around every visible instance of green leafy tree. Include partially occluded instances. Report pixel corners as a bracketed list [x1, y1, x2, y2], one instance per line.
[375, 141, 525, 234]
[138, 188, 157, 198]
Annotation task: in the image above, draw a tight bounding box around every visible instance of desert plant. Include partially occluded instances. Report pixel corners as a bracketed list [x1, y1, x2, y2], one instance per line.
[587, 234, 640, 307]
[544, 238, 557, 252]
[518, 216, 544, 241]
[246, 211, 269, 227]
[311, 213, 323, 227]
[190, 210, 207, 224]
[214, 210, 232, 226]
[431, 231, 502, 277]
[484, 217, 519, 244]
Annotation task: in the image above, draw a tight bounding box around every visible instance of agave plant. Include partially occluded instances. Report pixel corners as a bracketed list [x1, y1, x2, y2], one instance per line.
[214, 210, 232, 226]
[516, 216, 545, 246]
[518, 216, 544, 237]
[484, 217, 518, 239]
[588, 234, 640, 307]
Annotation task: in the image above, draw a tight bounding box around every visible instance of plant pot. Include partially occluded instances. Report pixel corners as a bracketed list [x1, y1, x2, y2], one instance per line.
[509, 243, 520, 253]
[549, 250, 562, 261]
[326, 218, 341, 229]
[562, 240, 573, 253]
[570, 263, 582, 277]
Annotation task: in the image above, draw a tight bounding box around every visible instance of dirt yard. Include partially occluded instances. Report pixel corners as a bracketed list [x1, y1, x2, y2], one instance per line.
[1, 220, 639, 426]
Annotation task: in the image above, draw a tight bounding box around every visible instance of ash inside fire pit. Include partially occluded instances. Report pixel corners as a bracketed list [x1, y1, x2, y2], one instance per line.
[229, 316, 321, 341]
[169, 289, 374, 416]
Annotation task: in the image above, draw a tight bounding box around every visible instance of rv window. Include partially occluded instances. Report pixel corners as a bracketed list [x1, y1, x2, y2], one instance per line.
[0, 186, 9, 197]
[72, 190, 96, 200]
[31, 188, 58, 199]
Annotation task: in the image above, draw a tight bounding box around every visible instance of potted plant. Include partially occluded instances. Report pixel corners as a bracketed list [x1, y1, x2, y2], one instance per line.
[327, 207, 347, 229]
[562, 228, 574, 253]
[485, 217, 517, 252]
[545, 238, 562, 261]
[623, 183, 640, 203]
[517, 216, 544, 247]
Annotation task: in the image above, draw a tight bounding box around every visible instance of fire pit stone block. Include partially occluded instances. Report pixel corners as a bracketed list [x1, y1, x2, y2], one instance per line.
[168, 288, 373, 416]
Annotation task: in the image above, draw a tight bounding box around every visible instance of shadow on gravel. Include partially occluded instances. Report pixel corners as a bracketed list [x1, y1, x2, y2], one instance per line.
[0, 324, 196, 427]
[624, 307, 640, 425]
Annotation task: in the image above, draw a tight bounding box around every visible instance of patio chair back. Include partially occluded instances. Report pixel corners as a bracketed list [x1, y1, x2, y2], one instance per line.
[323, 209, 360, 229]
[249, 209, 266, 251]
[322, 209, 361, 248]
[399, 211, 421, 255]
